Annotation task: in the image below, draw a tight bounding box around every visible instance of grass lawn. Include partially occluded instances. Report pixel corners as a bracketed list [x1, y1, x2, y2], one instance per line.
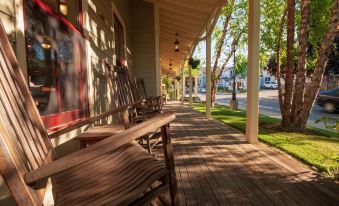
[192, 103, 339, 179]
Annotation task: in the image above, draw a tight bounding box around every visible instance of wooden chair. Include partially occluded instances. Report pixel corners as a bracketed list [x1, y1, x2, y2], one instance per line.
[135, 78, 164, 115]
[74, 67, 162, 153]
[0, 20, 178, 206]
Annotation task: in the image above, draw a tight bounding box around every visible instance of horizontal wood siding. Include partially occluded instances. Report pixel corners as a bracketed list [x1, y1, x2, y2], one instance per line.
[87, 0, 133, 120]
[131, 0, 157, 97]
[87, 0, 117, 119]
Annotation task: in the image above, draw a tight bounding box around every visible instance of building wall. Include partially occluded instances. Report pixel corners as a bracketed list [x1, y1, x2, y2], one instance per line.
[131, 0, 157, 96]
[0, 0, 157, 204]
[86, 0, 123, 118]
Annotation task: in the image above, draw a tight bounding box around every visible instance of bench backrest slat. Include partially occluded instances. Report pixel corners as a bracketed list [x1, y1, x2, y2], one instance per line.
[115, 67, 135, 106]
[136, 78, 147, 100]
[0, 19, 55, 205]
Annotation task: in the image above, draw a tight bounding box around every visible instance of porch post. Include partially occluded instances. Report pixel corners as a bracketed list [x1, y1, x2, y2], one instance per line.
[154, 0, 161, 96]
[194, 76, 198, 97]
[246, 0, 260, 144]
[181, 68, 185, 104]
[206, 26, 212, 119]
[189, 65, 192, 107]
[176, 81, 180, 100]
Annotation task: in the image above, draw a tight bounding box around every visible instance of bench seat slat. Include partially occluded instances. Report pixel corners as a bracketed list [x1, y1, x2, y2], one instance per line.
[55, 142, 168, 206]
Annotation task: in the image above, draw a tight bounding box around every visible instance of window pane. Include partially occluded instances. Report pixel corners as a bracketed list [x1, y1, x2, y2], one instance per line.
[59, 0, 81, 30]
[40, 0, 81, 30]
[57, 37, 80, 112]
[25, 2, 58, 115]
[41, 0, 58, 12]
[25, 1, 82, 116]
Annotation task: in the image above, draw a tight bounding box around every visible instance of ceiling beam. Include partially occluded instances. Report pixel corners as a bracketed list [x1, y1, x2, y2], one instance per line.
[161, 0, 213, 13]
[160, 11, 202, 27]
[159, 3, 208, 20]
[160, 18, 201, 32]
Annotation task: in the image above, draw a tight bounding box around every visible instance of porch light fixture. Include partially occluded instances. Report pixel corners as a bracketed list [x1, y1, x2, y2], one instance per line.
[174, 33, 180, 52]
[41, 37, 51, 49]
[59, 0, 68, 16]
[169, 59, 173, 70]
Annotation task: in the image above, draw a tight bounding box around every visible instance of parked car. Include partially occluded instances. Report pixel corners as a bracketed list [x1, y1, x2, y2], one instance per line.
[316, 88, 339, 113]
[264, 81, 278, 89]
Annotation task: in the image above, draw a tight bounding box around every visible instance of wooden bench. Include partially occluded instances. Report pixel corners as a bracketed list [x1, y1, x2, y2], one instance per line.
[0, 20, 178, 206]
[73, 67, 164, 153]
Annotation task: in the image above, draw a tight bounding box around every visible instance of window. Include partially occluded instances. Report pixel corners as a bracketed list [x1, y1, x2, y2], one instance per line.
[114, 14, 125, 67]
[25, 0, 87, 129]
[36, 0, 82, 30]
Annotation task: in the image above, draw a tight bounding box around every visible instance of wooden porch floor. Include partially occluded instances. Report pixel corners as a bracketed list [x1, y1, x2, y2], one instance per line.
[156, 102, 339, 206]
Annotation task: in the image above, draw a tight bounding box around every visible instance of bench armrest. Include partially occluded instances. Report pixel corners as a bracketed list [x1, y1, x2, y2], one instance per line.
[24, 112, 175, 185]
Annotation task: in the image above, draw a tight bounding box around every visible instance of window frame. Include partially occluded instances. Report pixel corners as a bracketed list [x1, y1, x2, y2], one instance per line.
[112, 2, 127, 67]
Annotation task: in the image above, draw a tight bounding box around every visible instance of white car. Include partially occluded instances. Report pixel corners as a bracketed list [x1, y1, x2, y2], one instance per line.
[264, 82, 278, 89]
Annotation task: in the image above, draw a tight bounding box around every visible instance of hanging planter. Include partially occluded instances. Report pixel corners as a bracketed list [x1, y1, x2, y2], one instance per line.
[188, 57, 200, 69]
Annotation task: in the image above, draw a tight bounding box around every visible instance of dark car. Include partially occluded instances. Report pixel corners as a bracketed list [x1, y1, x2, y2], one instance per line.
[316, 88, 339, 113]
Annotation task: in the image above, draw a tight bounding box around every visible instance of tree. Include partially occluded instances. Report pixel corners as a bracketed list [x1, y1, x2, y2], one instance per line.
[210, 0, 247, 105]
[273, 0, 339, 130]
[281, 0, 296, 128]
[234, 54, 247, 80]
[298, 0, 339, 128]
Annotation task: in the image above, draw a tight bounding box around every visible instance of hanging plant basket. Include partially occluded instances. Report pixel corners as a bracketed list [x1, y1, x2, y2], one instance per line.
[188, 57, 200, 69]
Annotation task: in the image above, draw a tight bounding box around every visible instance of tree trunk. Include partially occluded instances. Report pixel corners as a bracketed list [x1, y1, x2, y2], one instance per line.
[210, 0, 235, 106]
[211, 78, 217, 105]
[276, 7, 288, 114]
[232, 70, 236, 100]
[290, 0, 311, 126]
[298, 0, 339, 128]
[211, 32, 242, 105]
[281, 0, 295, 129]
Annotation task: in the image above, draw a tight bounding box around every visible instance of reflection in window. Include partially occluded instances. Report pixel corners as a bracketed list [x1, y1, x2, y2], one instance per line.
[25, 0, 85, 126]
[38, 0, 81, 30]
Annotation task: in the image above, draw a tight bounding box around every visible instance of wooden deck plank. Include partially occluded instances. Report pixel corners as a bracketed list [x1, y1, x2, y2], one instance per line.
[155, 102, 339, 206]
[192, 115, 280, 206]
[177, 124, 223, 205]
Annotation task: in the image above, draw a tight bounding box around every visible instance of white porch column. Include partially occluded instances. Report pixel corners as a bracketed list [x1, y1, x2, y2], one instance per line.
[181, 69, 185, 104]
[175, 80, 180, 100]
[189, 66, 192, 107]
[154, 0, 161, 96]
[194, 76, 198, 97]
[246, 0, 260, 144]
[206, 27, 212, 119]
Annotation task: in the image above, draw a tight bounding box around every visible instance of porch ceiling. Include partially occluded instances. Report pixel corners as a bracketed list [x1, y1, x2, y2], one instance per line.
[157, 0, 223, 76]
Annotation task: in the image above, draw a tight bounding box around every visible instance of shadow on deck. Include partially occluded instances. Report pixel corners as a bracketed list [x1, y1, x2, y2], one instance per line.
[155, 102, 339, 206]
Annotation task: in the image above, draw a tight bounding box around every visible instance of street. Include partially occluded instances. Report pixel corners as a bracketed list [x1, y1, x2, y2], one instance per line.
[197, 90, 339, 130]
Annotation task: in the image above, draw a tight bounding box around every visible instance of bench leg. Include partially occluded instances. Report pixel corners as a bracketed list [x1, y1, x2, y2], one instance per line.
[79, 140, 86, 149]
[161, 125, 178, 206]
[146, 135, 152, 154]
